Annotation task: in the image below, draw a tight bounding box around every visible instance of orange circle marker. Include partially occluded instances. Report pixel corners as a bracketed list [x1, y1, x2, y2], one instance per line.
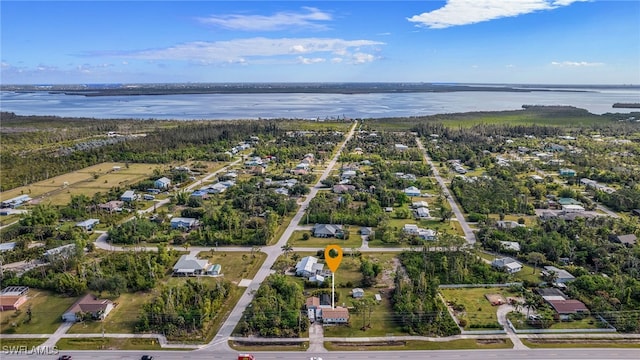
[324, 244, 343, 273]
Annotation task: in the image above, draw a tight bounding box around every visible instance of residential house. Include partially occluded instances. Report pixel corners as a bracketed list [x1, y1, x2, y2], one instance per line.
[559, 168, 577, 177]
[403, 224, 420, 235]
[536, 287, 568, 301]
[546, 299, 589, 320]
[44, 244, 76, 260]
[0, 242, 17, 252]
[0, 286, 29, 311]
[305, 296, 320, 310]
[154, 177, 171, 189]
[98, 200, 124, 213]
[417, 228, 437, 241]
[75, 219, 100, 232]
[496, 221, 523, 229]
[333, 184, 355, 194]
[1, 195, 32, 208]
[295, 256, 325, 278]
[274, 187, 289, 196]
[291, 168, 308, 175]
[170, 217, 198, 230]
[562, 204, 585, 213]
[352, 288, 365, 298]
[172, 254, 211, 276]
[499, 241, 521, 252]
[542, 266, 575, 284]
[190, 190, 208, 199]
[309, 274, 326, 285]
[360, 227, 373, 236]
[394, 144, 408, 151]
[414, 207, 430, 219]
[62, 293, 114, 322]
[341, 170, 357, 179]
[120, 190, 137, 202]
[322, 307, 350, 325]
[312, 224, 344, 238]
[609, 234, 637, 246]
[249, 166, 265, 175]
[491, 257, 523, 274]
[404, 186, 421, 197]
[412, 201, 429, 209]
[632, 209, 640, 217]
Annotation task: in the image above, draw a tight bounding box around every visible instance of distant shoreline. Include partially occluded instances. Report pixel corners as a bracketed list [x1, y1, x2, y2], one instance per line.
[0, 83, 606, 97]
[613, 103, 640, 109]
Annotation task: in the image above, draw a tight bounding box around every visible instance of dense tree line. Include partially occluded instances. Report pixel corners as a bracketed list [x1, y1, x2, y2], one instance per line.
[236, 274, 308, 337]
[136, 278, 232, 338]
[392, 250, 461, 336]
[304, 192, 385, 227]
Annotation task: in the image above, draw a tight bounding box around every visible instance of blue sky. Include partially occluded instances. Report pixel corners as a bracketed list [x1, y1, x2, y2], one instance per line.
[1, 0, 639, 84]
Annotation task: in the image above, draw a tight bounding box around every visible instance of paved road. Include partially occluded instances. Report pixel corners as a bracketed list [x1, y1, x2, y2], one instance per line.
[2, 349, 639, 360]
[202, 121, 358, 352]
[416, 137, 476, 245]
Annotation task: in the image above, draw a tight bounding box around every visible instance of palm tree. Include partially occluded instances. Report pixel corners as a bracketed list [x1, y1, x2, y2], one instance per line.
[281, 244, 293, 258]
[524, 294, 538, 319]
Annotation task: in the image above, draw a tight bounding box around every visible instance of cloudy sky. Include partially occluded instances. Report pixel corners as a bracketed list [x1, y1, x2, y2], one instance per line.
[1, 0, 639, 84]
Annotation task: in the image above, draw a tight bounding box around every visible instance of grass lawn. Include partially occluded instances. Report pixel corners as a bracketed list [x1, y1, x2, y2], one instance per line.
[67, 292, 155, 334]
[507, 312, 606, 331]
[521, 339, 640, 348]
[440, 287, 520, 330]
[0, 338, 47, 348]
[324, 338, 513, 351]
[0, 214, 20, 226]
[475, 250, 542, 284]
[196, 251, 267, 283]
[0, 290, 77, 334]
[288, 229, 363, 248]
[322, 294, 406, 337]
[229, 340, 309, 352]
[56, 337, 164, 350]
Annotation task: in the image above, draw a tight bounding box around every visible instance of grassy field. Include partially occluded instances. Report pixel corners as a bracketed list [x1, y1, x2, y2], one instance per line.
[507, 312, 605, 331]
[56, 337, 164, 350]
[0, 290, 77, 334]
[195, 251, 267, 283]
[0, 338, 47, 348]
[322, 294, 406, 337]
[440, 287, 520, 330]
[67, 292, 155, 334]
[229, 341, 309, 352]
[0, 162, 163, 205]
[288, 229, 363, 248]
[521, 339, 640, 348]
[324, 338, 513, 350]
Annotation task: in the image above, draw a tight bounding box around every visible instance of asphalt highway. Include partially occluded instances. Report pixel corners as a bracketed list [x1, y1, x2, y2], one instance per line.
[2, 348, 639, 360]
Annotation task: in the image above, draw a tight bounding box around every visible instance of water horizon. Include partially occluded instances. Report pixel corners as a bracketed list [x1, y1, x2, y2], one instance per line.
[1, 85, 638, 121]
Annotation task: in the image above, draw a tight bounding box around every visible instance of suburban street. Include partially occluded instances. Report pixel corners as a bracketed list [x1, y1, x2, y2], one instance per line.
[201, 121, 358, 351]
[416, 137, 476, 245]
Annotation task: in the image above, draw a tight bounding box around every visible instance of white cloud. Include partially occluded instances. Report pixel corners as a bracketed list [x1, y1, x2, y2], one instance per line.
[109, 37, 384, 65]
[297, 56, 326, 65]
[331, 57, 343, 63]
[408, 0, 590, 29]
[197, 7, 331, 31]
[1, 61, 10, 68]
[551, 61, 604, 66]
[351, 52, 376, 64]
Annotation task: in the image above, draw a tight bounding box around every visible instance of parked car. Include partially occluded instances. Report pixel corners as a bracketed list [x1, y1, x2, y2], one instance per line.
[58, 356, 72, 360]
[141, 356, 154, 360]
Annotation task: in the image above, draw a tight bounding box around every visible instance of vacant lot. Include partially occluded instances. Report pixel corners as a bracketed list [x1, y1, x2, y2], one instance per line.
[195, 251, 267, 283]
[0, 162, 163, 205]
[56, 337, 164, 350]
[67, 291, 155, 334]
[0, 290, 77, 334]
[440, 287, 520, 330]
